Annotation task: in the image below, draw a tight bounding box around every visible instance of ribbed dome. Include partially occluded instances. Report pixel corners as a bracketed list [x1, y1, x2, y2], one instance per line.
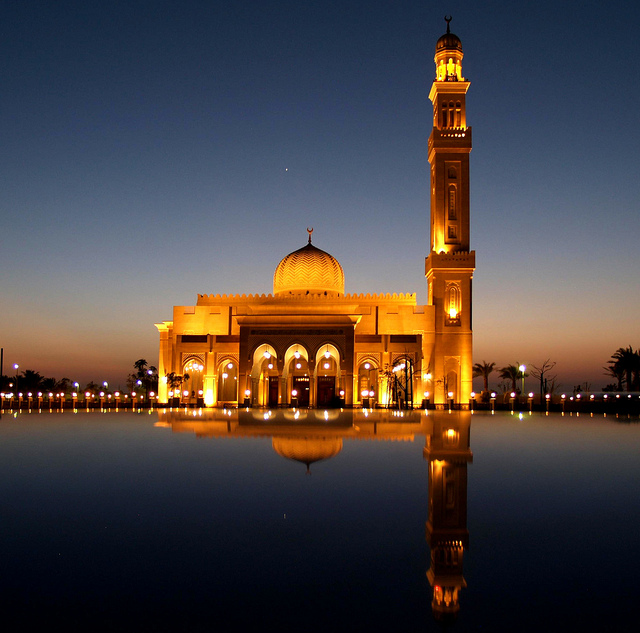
[436, 31, 462, 52]
[273, 239, 345, 297]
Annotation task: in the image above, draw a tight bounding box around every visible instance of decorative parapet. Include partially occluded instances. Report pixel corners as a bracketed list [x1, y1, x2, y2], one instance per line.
[429, 126, 472, 150]
[196, 291, 418, 305]
[426, 250, 476, 271]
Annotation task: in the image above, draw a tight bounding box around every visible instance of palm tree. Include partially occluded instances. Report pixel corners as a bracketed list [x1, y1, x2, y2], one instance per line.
[56, 377, 71, 394]
[498, 364, 520, 393]
[134, 359, 148, 378]
[147, 366, 158, 392]
[41, 377, 57, 392]
[20, 369, 44, 392]
[607, 346, 639, 391]
[473, 361, 495, 394]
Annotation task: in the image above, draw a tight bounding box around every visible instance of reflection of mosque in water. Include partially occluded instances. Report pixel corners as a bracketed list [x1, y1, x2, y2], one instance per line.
[156, 408, 471, 619]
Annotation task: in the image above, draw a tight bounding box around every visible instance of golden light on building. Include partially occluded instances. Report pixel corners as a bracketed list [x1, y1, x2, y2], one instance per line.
[155, 21, 474, 410]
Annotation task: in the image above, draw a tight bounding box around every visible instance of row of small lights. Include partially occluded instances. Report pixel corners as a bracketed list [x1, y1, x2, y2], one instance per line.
[1, 390, 156, 400]
[263, 350, 333, 371]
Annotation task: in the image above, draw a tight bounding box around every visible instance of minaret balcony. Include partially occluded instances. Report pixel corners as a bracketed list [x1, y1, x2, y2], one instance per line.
[429, 127, 472, 152]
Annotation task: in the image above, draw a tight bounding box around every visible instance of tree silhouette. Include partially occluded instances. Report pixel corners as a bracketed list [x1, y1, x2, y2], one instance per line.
[473, 361, 495, 395]
[529, 359, 557, 401]
[606, 346, 639, 391]
[498, 364, 520, 393]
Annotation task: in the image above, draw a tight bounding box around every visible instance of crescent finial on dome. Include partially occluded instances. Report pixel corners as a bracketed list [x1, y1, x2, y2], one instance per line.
[307, 227, 313, 243]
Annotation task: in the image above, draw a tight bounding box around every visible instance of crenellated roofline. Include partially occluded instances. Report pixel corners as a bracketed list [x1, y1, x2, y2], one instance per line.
[196, 291, 418, 305]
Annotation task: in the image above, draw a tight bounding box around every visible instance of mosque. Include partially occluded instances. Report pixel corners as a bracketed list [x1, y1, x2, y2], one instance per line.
[155, 20, 475, 409]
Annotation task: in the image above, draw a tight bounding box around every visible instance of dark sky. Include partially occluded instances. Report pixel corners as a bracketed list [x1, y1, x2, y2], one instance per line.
[1, 0, 638, 390]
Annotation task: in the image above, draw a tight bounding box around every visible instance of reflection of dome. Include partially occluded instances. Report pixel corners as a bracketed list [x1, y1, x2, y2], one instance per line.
[272, 436, 343, 472]
[273, 236, 344, 297]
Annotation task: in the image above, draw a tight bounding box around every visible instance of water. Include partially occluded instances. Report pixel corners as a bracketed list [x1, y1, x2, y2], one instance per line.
[0, 408, 637, 632]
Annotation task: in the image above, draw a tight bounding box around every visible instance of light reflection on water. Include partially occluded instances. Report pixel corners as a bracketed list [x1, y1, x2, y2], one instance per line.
[0, 408, 637, 632]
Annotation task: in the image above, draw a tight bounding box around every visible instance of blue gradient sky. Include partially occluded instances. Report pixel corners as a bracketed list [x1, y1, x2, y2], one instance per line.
[1, 1, 638, 391]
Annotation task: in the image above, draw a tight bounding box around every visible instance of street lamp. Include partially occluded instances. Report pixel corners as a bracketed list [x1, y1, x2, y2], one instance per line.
[13, 364, 19, 393]
[519, 364, 526, 396]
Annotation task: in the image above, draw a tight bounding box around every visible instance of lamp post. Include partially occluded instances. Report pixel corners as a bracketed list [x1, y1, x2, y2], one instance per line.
[519, 365, 526, 398]
[13, 364, 19, 394]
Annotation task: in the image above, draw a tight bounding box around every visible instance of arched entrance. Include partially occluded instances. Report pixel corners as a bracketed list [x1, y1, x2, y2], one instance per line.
[357, 359, 379, 407]
[388, 356, 414, 409]
[183, 357, 204, 404]
[217, 359, 238, 403]
[284, 345, 310, 407]
[250, 344, 279, 407]
[316, 344, 340, 408]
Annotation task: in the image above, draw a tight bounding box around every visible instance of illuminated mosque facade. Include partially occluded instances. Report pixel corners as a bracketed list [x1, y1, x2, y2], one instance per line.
[156, 21, 475, 409]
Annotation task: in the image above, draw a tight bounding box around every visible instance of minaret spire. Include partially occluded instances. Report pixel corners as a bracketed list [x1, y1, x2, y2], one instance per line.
[445, 15, 452, 33]
[307, 227, 313, 243]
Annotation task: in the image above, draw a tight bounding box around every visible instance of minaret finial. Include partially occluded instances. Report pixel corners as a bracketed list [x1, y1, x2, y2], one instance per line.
[307, 227, 313, 243]
[445, 15, 452, 33]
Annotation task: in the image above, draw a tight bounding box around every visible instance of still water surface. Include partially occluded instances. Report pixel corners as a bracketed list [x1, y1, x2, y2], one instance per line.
[0, 409, 637, 632]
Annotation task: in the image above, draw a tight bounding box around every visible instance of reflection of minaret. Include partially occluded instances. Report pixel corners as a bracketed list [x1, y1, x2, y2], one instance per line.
[424, 410, 472, 620]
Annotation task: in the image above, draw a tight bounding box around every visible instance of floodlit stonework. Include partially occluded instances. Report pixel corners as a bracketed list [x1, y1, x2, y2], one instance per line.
[156, 22, 474, 409]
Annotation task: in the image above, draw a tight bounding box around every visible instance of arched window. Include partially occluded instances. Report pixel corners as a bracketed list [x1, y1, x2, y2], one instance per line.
[445, 284, 461, 325]
[448, 186, 457, 220]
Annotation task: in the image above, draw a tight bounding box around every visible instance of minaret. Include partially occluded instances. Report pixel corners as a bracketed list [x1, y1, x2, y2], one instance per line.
[425, 17, 475, 407]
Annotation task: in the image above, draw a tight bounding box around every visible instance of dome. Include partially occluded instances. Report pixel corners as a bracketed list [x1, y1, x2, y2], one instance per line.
[273, 233, 345, 297]
[436, 31, 462, 52]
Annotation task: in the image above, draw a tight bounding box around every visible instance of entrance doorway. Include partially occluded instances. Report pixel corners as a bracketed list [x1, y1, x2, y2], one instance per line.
[317, 376, 335, 408]
[268, 376, 279, 407]
[292, 376, 310, 407]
